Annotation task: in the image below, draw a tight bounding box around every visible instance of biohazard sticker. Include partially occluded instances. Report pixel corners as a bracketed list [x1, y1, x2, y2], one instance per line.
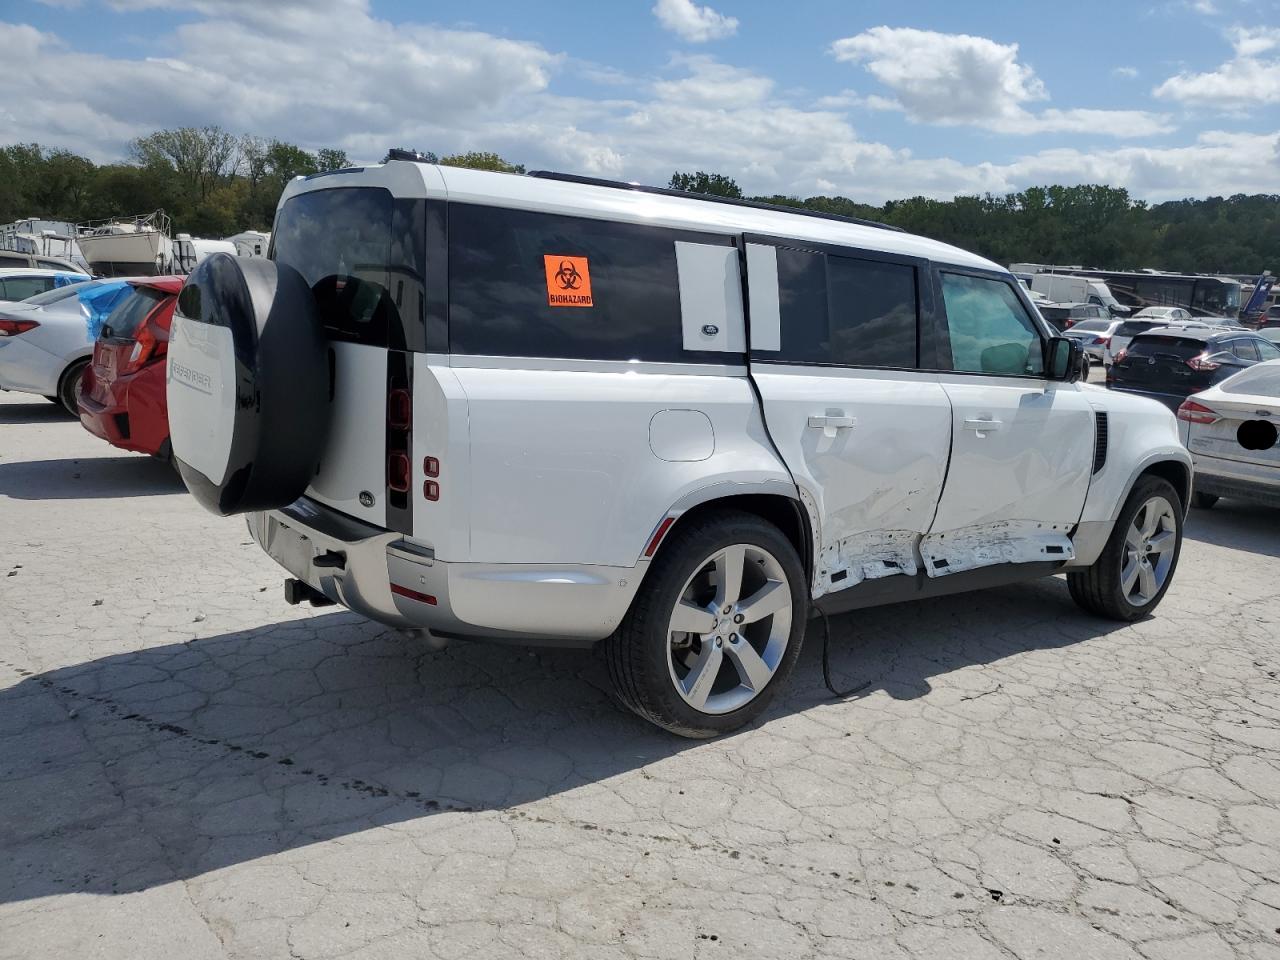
[543, 255, 594, 307]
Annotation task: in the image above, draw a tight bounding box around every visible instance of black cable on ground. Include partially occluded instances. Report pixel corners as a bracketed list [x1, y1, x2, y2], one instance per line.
[819, 607, 873, 699]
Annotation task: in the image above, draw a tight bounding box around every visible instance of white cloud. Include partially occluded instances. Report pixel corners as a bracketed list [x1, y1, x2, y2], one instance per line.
[1, 9, 1275, 206]
[652, 0, 738, 43]
[831, 26, 1172, 137]
[1155, 25, 1280, 105]
[1113, 66, 1139, 79]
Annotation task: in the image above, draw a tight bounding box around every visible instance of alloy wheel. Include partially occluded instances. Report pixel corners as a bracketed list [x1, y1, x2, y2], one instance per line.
[1120, 496, 1178, 606]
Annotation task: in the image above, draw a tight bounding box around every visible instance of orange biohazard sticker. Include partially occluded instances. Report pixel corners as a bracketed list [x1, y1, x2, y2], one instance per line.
[543, 255, 594, 307]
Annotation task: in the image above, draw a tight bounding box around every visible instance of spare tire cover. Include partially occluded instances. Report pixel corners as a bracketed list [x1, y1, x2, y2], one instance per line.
[167, 253, 329, 516]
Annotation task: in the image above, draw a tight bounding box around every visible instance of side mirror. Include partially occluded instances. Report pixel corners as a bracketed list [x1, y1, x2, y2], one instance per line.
[1047, 336, 1082, 382]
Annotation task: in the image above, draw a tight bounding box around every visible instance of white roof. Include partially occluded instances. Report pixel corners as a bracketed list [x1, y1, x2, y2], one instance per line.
[282, 161, 1002, 273]
[0, 267, 84, 279]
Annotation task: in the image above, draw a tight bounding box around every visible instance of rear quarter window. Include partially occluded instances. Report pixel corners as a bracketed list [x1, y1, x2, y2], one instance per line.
[449, 204, 725, 363]
[104, 287, 166, 339]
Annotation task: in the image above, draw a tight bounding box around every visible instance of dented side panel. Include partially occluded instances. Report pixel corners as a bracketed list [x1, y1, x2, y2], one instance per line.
[920, 520, 1075, 577]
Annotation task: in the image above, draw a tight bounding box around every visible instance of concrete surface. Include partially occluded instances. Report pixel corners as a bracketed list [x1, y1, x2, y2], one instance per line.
[1, 389, 1279, 960]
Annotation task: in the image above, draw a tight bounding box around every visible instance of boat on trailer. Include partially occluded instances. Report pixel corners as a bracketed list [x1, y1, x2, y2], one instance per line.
[76, 211, 176, 277]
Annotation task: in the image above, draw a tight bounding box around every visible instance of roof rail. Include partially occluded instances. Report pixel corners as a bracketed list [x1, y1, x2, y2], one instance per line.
[524, 170, 902, 232]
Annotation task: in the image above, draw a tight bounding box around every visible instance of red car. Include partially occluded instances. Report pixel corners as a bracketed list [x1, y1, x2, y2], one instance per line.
[78, 277, 184, 460]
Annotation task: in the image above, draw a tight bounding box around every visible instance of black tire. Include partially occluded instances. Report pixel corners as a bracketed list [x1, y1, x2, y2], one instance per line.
[44, 395, 60, 405]
[604, 511, 807, 738]
[166, 254, 329, 515]
[1068, 475, 1183, 621]
[58, 359, 89, 415]
[1192, 491, 1219, 510]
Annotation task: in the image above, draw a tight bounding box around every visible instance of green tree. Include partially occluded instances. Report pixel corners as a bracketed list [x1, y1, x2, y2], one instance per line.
[316, 147, 350, 172]
[438, 151, 524, 173]
[668, 170, 743, 198]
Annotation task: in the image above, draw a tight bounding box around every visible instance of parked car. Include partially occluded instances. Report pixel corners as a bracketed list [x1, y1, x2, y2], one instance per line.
[1178, 360, 1280, 509]
[0, 278, 133, 412]
[1133, 306, 1193, 323]
[1104, 315, 1242, 366]
[78, 277, 184, 459]
[0, 250, 89, 274]
[1062, 317, 1124, 364]
[163, 160, 1193, 737]
[1040, 302, 1108, 333]
[1107, 327, 1280, 411]
[0, 268, 89, 302]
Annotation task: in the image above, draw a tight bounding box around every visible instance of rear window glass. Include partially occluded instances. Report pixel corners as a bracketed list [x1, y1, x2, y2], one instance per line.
[1040, 306, 1070, 320]
[449, 204, 713, 362]
[1126, 336, 1205, 360]
[104, 286, 166, 339]
[1118, 320, 1160, 337]
[1222, 361, 1280, 395]
[272, 186, 424, 349]
[23, 282, 91, 306]
[1070, 319, 1110, 332]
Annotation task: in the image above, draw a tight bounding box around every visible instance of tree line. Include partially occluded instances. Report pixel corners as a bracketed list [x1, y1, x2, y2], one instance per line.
[3, 127, 1277, 276]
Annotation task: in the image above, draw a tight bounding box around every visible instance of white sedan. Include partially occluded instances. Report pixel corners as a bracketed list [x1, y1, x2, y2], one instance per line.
[0, 279, 132, 412]
[1178, 359, 1280, 509]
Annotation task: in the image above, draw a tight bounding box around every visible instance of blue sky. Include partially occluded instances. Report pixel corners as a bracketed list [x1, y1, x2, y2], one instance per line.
[6, 0, 1280, 202]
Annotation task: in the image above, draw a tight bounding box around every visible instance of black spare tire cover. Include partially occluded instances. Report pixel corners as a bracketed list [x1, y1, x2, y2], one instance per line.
[167, 253, 329, 516]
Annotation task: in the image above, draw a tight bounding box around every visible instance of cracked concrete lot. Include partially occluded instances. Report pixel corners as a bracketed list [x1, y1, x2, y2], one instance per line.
[2, 390, 1280, 960]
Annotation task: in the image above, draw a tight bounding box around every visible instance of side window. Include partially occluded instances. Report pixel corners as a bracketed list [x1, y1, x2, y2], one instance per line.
[0, 255, 28, 268]
[0, 276, 54, 300]
[759, 247, 918, 368]
[1233, 339, 1260, 361]
[939, 272, 1044, 376]
[449, 204, 711, 362]
[1256, 339, 1280, 361]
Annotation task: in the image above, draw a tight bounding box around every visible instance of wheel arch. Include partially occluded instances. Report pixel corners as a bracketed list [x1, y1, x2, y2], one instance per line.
[1137, 458, 1191, 516]
[646, 483, 813, 584]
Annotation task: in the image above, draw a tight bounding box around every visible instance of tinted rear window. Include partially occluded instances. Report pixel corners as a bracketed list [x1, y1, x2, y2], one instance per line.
[1118, 320, 1160, 337]
[1040, 306, 1070, 320]
[272, 186, 424, 349]
[105, 287, 166, 339]
[1125, 336, 1205, 360]
[449, 204, 717, 362]
[1070, 319, 1110, 332]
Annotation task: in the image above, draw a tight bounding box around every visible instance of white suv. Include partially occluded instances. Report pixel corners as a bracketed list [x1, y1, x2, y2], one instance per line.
[165, 159, 1192, 737]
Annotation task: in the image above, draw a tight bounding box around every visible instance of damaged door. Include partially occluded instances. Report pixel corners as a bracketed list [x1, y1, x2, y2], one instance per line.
[923, 270, 1095, 576]
[745, 237, 951, 598]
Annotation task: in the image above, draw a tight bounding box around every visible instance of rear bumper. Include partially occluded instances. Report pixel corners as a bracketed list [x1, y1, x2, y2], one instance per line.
[248, 498, 645, 647]
[78, 365, 168, 455]
[1192, 455, 1280, 507]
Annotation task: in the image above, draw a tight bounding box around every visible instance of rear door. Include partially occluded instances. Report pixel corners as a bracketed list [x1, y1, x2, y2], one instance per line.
[923, 269, 1095, 576]
[745, 237, 952, 597]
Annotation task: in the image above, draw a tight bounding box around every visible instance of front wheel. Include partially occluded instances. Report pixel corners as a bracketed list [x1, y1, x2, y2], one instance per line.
[604, 511, 807, 737]
[1068, 476, 1183, 621]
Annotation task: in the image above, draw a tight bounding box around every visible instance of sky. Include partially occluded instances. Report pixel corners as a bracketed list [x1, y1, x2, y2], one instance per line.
[5, 0, 1280, 203]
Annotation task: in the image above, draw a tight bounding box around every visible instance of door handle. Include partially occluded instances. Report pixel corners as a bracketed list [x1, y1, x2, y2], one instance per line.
[963, 417, 1003, 433]
[807, 413, 856, 438]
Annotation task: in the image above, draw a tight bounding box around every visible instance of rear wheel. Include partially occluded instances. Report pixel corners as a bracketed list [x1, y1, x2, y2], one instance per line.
[43, 395, 60, 405]
[57, 359, 88, 415]
[1068, 476, 1183, 621]
[605, 511, 807, 738]
[1192, 491, 1219, 509]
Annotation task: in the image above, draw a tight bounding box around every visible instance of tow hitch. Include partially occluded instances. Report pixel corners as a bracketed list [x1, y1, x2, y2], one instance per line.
[283, 578, 335, 607]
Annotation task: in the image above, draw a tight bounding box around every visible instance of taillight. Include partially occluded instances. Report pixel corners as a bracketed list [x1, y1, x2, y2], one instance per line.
[423, 480, 440, 501]
[1177, 400, 1219, 424]
[0, 318, 39, 337]
[388, 388, 411, 429]
[126, 324, 158, 370]
[1187, 354, 1220, 371]
[1112, 349, 1127, 364]
[387, 452, 410, 492]
[1092, 336, 1110, 346]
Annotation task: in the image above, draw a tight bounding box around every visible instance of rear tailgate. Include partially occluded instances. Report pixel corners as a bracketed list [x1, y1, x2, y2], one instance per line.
[1111, 336, 1203, 389]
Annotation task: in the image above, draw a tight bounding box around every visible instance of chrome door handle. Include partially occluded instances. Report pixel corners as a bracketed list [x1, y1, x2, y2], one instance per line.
[807, 413, 856, 438]
[963, 417, 1003, 433]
